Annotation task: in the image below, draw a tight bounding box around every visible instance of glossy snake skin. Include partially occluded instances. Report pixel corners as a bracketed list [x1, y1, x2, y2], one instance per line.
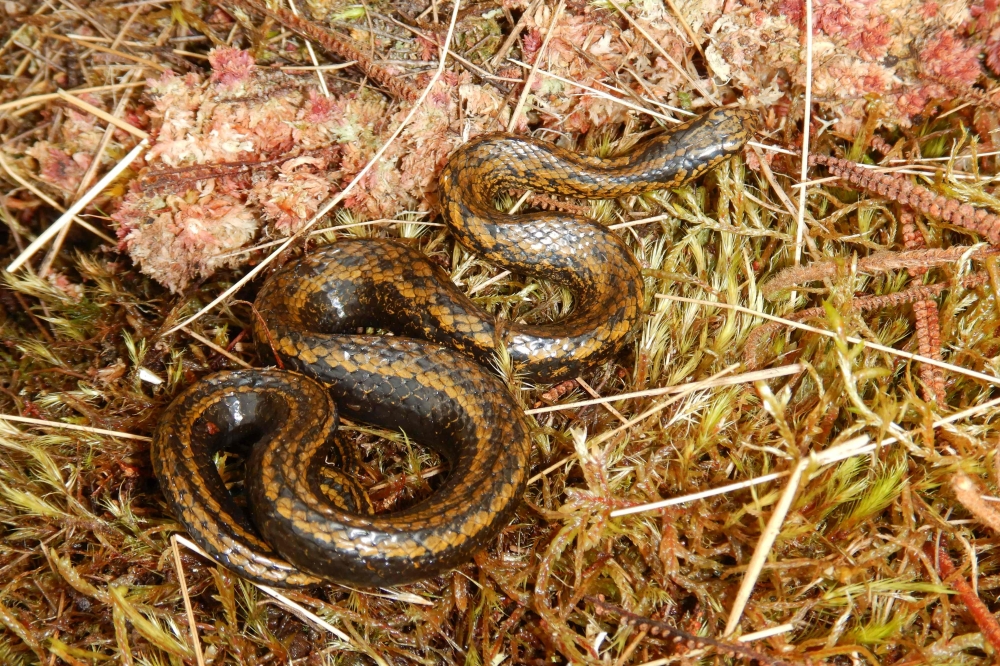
[152, 108, 757, 587]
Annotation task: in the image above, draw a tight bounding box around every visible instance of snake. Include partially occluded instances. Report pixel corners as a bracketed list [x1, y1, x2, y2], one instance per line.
[151, 107, 757, 587]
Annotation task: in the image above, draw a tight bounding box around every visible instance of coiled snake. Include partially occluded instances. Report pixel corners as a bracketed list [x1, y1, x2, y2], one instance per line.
[152, 108, 757, 587]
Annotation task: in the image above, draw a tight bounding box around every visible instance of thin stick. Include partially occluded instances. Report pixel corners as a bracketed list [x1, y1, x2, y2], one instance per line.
[490, 0, 542, 68]
[527, 365, 739, 484]
[286, 0, 330, 97]
[7, 140, 148, 273]
[181, 328, 253, 368]
[749, 146, 798, 225]
[281, 61, 356, 71]
[171, 536, 206, 666]
[526, 364, 803, 415]
[41, 75, 137, 276]
[793, 0, 813, 277]
[748, 140, 797, 156]
[508, 59, 677, 123]
[656, 293, 1000, 388]
[724, 435, 872, 636]
[56, 88, 149, 140]
[172, 535, 384, 661]
[605, 0, 716, 104]
[738, 623, 795, 642]
[614, 394, 1000, 518]
[610, 471, 789, 517]
[0, 152, 116, 244]
[467, 270, 512, 295]
[609, 213, 672, 230]
[0, 81, 145, 112]
[164, 0, 465, 336]
[507, 0, 565, 132]
[576, 376, 628, 424]
[44, 32, 168, 72]
[662, 0, 705, 62]
[0, 414, 152, 441]
[213, 218, 442, 259]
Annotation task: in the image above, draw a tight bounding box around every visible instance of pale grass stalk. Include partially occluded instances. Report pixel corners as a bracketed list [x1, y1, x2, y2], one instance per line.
[613, 628, 648, 666]
[0, 414, 152, 441]
[0, 81, 145, 112]
[281, 61, 357, 71]
[750, 145, 799, 219]
[721, 397, 1000, 632]
[605, 0, 716, 104]
[468, 270, 512, 295]
[793, 0, 814, 277]
[491, 0, 542, 68]
[165, 0, 465, 336]
[738, 623, 795, 641]
[286, 0, 330, 97]
[41, 74, 138, 276]
[526, 364, 803, 416]
[215, 218, 442, 259]
[48, 32, 168, 71]
[110, 6, 142, 50]
[742, 189, 790, 216]
[724, 434, 872, 635]
[527, 364, 739, 484]
[790, 175, 840, 188]
[170, 536, 205, 666]
[7, 140, 148, 273]
[662, 0, 705, 62]
[181, 328, 252, 369]
[172, 49, 209, 59]
[656, 293, 1000, 388]
[748, 140, 797, 156]
[610, 471, 789, 517]
[172, 535, 384, 662]
[0, 152, 115, 244]
[937, 100, 975, 120]
[56, 89, 149, 140]
[336, 584, 434, 606]
[507, 0, 565, 132]
[507, 59, 677, 123]
[608, 213, 672, 230]
[576, 377, 628, 424]
[890, 150, 1000, 163]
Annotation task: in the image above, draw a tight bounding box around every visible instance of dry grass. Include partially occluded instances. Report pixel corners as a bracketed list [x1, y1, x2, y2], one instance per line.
[2, 0, 1000, 664]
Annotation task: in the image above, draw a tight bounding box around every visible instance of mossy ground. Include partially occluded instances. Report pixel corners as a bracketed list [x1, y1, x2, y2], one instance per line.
[3, 0, 1000, 664]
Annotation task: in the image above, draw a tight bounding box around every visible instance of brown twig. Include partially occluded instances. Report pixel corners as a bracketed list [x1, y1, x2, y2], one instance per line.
[951, 472, 1000, 534]
[901, 209, 946, 402]
[745, 271, 990, 370]
[224, 0, 421, 102]
[587, 596, 796, 666]
[762, 246, 997, 299]
[932, 546, 1000, 654]
[809, 155, 1000, 244]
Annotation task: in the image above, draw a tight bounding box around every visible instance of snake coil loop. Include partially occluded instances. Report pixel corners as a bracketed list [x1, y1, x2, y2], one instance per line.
[152, 108, 756, 586]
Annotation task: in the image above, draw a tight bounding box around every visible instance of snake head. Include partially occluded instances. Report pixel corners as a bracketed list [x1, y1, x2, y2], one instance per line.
[708, 107, 758, 150]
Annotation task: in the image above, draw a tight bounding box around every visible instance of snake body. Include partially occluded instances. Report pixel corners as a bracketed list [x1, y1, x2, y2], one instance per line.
[152, 108, 756, 587]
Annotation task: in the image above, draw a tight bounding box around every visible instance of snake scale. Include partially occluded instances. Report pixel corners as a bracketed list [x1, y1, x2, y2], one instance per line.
[152, 108, 757, 587]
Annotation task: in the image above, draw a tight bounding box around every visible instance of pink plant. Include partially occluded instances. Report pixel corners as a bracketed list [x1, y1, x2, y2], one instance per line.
[208, 46, 257, 87]
[919, 29, 982, 86]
